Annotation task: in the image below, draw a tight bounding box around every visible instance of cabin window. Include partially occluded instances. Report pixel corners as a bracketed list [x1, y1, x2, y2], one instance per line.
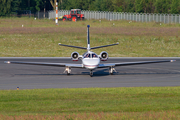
[77, 10, 80, 14]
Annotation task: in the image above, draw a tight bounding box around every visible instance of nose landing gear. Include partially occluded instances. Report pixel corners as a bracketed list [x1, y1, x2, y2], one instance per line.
[90, 70, 93, 77]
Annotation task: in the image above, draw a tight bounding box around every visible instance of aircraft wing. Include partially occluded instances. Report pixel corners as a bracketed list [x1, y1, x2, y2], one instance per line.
[4, 61, 83, 68]
[98, 60, 175, 68]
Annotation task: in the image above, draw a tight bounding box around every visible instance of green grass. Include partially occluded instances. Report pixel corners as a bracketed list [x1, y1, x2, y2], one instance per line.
[0, 17, 180, 57]
[1, 111, 180, 120]
[0, 17, 180, 28]
[0, 87, 180, 119]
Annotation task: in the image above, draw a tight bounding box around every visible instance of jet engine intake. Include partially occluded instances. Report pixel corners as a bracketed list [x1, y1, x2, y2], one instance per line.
[71, 52, 79, 61]
[100, 51, 108, 61]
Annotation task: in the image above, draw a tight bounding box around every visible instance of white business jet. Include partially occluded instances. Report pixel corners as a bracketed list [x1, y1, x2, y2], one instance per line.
[5, 25, 175, 77]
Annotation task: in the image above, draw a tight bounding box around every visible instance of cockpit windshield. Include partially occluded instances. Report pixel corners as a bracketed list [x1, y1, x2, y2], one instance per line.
[84, 53, 98, 58]
[92, 54, 98, 58]
[84, 53, 91, 58]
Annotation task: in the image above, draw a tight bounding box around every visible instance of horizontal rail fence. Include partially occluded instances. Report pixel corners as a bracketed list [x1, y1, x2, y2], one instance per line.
[48, 10, 180, 24]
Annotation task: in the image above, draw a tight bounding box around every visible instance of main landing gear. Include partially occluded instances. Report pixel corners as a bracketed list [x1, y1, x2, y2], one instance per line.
[63, 67, 116, 76]
[109, 66, 117, 75]
[64, 67, 71, 75]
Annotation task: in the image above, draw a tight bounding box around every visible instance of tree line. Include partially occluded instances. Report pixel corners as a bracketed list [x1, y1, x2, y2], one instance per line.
[0, 0, 179, 16]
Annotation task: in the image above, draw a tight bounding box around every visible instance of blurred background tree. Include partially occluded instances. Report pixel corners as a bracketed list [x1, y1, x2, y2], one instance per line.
[0, 0, 179, 16]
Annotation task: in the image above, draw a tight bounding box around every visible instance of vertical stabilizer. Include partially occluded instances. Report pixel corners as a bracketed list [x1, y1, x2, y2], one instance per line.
[87, 25, 90, 51]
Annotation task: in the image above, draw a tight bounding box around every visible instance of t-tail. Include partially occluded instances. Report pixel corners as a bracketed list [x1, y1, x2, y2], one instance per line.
[58, 25, 119, 51]
[87, 25, 90, 51]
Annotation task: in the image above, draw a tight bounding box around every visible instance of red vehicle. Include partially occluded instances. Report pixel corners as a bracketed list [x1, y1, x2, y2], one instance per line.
[63, 9, 84, 22]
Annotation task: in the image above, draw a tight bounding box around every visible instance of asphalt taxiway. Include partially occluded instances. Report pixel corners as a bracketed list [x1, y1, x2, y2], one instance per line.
[0, 57, 180, 90]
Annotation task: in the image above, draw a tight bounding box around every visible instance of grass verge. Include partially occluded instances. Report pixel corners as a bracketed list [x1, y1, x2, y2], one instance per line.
[0, 18, 180, 57]
[0, 87, 180, 119]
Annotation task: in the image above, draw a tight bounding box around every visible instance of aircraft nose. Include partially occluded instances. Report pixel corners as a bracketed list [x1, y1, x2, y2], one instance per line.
[83, 59, 100, 70]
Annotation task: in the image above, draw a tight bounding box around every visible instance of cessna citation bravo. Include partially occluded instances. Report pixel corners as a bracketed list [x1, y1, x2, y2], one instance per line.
[5, 25, 175, 77]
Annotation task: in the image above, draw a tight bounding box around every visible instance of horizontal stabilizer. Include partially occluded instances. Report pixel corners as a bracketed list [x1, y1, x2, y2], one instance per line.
[59, 43, 86, 50]
[91, 43, 119, 50]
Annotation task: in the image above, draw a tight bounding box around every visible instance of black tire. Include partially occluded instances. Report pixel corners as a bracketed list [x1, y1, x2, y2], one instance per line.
[72, 16, 77, 22]
[63, 17, 67, 21]
[90, 71, 93, 77]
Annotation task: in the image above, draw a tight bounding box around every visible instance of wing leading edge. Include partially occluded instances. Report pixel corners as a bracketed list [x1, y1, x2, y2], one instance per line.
[98, 60, 176, 68]
[4, 61, 83, 68]
[5, 59, 175, 69]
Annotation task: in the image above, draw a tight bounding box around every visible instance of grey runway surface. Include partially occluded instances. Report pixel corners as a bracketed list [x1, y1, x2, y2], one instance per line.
[0, 57, 180, 90]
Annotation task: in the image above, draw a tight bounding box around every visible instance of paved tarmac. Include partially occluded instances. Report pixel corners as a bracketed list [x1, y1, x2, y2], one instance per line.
[0, 57, 180, 90]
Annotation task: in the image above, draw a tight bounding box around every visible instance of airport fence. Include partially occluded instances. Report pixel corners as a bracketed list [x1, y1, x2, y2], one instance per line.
[46, 10, 180, 24]
[35, 11, 49, 19]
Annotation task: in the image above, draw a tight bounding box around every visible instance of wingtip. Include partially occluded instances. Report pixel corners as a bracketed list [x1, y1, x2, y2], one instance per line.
[170, 60, 176, 62]
[4, 61, 10, 64]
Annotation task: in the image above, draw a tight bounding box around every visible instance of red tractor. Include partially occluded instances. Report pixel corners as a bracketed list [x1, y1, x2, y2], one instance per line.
[62, 9, 84, 22]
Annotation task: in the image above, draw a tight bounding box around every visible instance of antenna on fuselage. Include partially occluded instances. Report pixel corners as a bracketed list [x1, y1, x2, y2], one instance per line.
[87, 25, 90, 51]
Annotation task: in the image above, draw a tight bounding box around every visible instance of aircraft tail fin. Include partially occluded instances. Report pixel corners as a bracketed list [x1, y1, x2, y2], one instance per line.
[87, 25, 90, 51]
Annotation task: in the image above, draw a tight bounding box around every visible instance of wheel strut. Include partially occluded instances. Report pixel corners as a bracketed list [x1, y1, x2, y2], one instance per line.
[64, 67, 71, 75]
[90, 70, 93, 77]
[109, 66, 117, 75]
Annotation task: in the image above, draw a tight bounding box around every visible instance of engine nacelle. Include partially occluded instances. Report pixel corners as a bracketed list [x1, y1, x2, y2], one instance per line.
[99, 51, 108, 61]
[71, 52, 79, 61]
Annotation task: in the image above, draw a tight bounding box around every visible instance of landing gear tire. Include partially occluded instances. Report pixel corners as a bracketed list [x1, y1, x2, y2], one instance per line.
[64, 67, 71, 75]
[109, 67, 116, 75]
[109, 69, 113, 75]
[109, 67, 113, 75]
[90, 71, 93, 77]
